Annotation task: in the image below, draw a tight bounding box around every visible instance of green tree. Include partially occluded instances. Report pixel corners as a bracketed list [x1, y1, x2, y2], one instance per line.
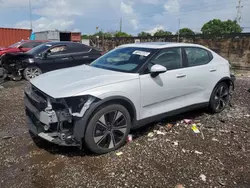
[92, 31, 113, 38]
[201, 19, 242, 34]
[178, 28, 195, 35]
[154, 29, 172, 37]
[81, 34, 90, 39]
[114, 31, 132, 37]
[138, 31, 151, 37]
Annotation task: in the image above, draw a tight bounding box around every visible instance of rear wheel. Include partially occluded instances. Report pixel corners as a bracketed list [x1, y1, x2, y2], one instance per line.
[84, 104, 131, 154]
[209, 82, 230, 113]
[23, 66, 42, 80]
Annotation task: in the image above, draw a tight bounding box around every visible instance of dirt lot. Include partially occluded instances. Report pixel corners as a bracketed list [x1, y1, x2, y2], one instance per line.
[0, 77, 250, 188]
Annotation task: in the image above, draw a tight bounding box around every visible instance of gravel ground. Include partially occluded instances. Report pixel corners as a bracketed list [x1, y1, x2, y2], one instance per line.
[0, 77, 250, 188]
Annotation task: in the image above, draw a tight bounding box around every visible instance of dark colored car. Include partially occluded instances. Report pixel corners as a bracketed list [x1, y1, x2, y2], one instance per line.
[1, 42, 103, 80]
[0, 40, 48, 56]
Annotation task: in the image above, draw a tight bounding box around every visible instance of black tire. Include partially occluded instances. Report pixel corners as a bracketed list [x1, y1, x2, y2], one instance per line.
[84, 104, 131, 154]
[23, 66, 42, 81]
[209, 82, 230, 113]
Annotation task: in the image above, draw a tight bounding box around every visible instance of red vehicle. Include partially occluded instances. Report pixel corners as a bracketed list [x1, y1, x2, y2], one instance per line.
[0, 40, 48, 56]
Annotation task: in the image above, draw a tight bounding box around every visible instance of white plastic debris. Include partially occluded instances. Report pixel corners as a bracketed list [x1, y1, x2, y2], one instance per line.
[147, 132, 154, 137]
[200, 174, 207, 182]
[156, 130, 166, 135]
[173, 141, 179, 146]
[212, 137, 219, 142]
[194, 150, 203, 155]
[148, 138, 157, 142]
[116, 152, 123, 156]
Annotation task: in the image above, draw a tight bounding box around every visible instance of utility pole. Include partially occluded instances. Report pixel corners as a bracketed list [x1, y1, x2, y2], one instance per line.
[120, 17, 122, 32]
[236, 0, 243, 23]
[177, 18, 180, 42]
[29, 0, 33, 30]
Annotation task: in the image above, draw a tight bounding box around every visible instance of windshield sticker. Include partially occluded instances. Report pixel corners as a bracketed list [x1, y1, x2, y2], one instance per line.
[132, 50, 150, 57]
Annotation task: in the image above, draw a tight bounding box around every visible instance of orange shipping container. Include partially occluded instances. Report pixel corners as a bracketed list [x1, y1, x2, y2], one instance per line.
[71, 32, 81, 42]
[0, 28, 32, 47]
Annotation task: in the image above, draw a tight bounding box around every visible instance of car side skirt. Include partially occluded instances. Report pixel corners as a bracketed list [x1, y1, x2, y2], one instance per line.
[132, 102, 209, 129]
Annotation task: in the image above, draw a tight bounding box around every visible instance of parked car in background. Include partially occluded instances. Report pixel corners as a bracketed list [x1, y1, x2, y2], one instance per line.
[0, 40, 48, 56]
[24, 42, 235, 154]
[1, 41, 103, 80]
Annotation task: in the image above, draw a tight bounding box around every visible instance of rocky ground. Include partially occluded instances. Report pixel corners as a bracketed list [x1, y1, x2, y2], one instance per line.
[0, 77, 249, 188]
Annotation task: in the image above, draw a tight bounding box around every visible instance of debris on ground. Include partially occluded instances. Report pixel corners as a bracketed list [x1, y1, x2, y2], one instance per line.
[191, 124, 200, 134]
[173, 141, 179, 146]
[115, 152, 123, 156]
[127, 134, 133, 142]
[200, 174, 207, 182]
[155, 130, 166, 136]
[212, 137, 219, 142]
[184, 119, 193, 124]
[175, 184, 185, 188]
[0, 85, 4, 89]
[147, 132, 154, 137]
[194, 150, 203, 155]
[148, 138, 157, 142]
[218, 177, 226, 186]
[2, 136, 13, 140]
[166, 123, 174, 131]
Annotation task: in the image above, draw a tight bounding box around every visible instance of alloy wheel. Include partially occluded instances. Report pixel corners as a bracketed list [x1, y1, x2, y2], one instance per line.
[214, 85, 229, 111]
[93, 110, 128, 149]
[25, 67, 41, 80]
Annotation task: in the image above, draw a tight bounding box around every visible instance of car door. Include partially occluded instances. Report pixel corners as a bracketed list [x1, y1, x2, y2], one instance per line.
[139, 47, 194, 120]
[182, 47, 218, 104]
[71, 44, 101, 66]
[40, 45, 73, 72]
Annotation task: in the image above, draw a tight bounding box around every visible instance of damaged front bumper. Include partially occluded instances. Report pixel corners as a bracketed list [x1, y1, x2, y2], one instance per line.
[24, 84, 97, 147]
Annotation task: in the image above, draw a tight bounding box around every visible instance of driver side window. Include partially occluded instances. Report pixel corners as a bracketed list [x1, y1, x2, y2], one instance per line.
[47, 45, 67, 56]
[145, 48, 182, 73]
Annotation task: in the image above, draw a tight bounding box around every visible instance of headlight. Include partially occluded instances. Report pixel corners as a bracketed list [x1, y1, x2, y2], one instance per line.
[28, 58, 35, 63]
[65, 96, 89, 113]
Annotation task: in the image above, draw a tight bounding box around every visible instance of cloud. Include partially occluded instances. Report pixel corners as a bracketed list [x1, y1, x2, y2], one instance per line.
[145, 25, 165, 35]
[164, 0, 180, 13]
[15, 17, 75, 31]
[120, 1, 134, 14]
[136, 0, 160, 4]
[130, 19, 139, 30]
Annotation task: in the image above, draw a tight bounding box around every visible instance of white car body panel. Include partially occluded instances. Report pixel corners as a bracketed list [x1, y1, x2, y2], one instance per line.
[30, 42, 231, 122]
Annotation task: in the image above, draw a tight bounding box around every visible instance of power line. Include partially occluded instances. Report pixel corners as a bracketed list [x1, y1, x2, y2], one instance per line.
[29, 0, 33, 30]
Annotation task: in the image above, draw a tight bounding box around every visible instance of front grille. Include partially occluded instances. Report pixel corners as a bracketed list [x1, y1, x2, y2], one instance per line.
[25, 91, 47, 111]
[26, 108, 45, 133]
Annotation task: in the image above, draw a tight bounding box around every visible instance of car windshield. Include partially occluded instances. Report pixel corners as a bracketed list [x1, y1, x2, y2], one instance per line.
[27, 43, 52, 56]
[90, 47, 155, 73]
[8, 42, 22, 48]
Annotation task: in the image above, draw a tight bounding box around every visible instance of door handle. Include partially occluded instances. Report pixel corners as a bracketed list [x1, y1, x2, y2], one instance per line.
[83, 56, 89, 58]
[61, 57, 69, 60]
[210, 68, 217, 72]
[176, 74, 186, 78]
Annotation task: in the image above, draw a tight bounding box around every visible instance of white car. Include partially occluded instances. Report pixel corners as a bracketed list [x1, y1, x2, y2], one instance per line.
[24, 42, 235, 154]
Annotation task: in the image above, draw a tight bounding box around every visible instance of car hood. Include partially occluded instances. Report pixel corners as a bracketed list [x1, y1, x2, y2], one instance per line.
[31, 65, 139, 98]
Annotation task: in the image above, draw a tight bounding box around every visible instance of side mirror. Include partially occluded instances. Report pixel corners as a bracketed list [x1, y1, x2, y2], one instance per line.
[18, 46, 23, 49]
[42, 52, 48, 58]
[150, 64, 167, 77]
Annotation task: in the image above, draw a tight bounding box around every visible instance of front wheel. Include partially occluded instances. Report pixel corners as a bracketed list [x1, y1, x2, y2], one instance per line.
[23, 66, 42, 81]
[0, 67, 7, 84]
[84, 104, 131, 154]
[209, 82, 230, 113]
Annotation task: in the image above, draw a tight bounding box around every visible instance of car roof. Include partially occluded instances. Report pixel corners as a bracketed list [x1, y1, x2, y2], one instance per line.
[21, 40, 49, 43]
[119, 42, 207, 49]
[45, 41, 84, 46]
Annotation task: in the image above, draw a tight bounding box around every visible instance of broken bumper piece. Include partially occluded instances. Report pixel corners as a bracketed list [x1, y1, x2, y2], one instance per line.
[24, 88, 80, 147]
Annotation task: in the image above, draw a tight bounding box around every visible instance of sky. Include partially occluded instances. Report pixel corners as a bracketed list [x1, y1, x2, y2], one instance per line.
[0, 0, 249, 35]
